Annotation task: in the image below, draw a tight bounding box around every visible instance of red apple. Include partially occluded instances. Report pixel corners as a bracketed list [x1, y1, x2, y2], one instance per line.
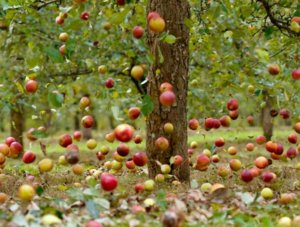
[59, 44, 66, 55]
[159, 91, 176, 106]
[265, 141, 277, 153]
[10, 142, 23, 156]
[286, 147, 297, 159]
[59, 134, 72, 148]
[96, 152, 105, 161]
[116, 0, 125, 5]
[204, 117, 214, 130]
[227, 98, 239, 111]
[229, 110, 239, 120]
[212, 119, 221, 129]
[279, 109, 290, 119]
[55, 16, 64, 25]
[240, 169, 253, 183]
[0, 143, 10, 156]
[105, 78, 114, 88]
[125, 159, 136, 170]
[268, 64, 280, 75]
[117, 143, 130, 157]
[256, 135, 266, 145]
[215, 137, 225, 147]
[26, 128, 38, 141]
[188, 118, 199, 130]
[195, 154, 210, 171]
[159, 82, 173, 93]
[255, 156, 269, 169]
[128, 107, 141, 120]
[173, 155, 183, 166]
[155, 137, 169, 151]
[65, 151, 79, 164]
[261, 171, 274, 183]
[274, 143, 284, 155]
[132, 26, 144, 39]
[73, 131, 82, 141]
[247, 115, 254, 126]
[114, 124, 134, 142]
[134, 183, 145, 193]
[22, 151, 36, 164]
[133, 152, 148, 166]
[250, 167, 261, 177]
[147, 12, 160, 21]
[229, 159, 242, 171]
[105, 132, 115, 143]
[294, 122, 300, 133]
[66, 144, 79, 152]
[211, 154, 220, 163]
[25, 80, 38, 93]
[133, 135, 143, 144]
[292, 69, 300, 80]
[100, 173, 118, 191]
[5, 137, 16, 146]
[149, 16, 166, 33]
[219, 115, 231, 127]
[246, 143, 255, 152]
[288, 133, 297, 144]
[81, 115, 94, 128]
[85, 220, 102, 227]
[80, 11, 89, 20]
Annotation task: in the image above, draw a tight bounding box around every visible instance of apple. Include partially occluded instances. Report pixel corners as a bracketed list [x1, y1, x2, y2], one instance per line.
[73, 131, 82, 141]
[277, 217, 292, 227]
[211, 154, 220, 163]
[159, 82, 173, 93]
[59, 44, 66, 55]
[246, 143, 255, 151]
[117, 143, 130, 156]
[38, 158, 54, 172]
[255, 156, 268, 169]
[250, 167, 261, 177]
[279, 193, 295, 205]
[155, 174, 165, 182]
[294, 122, 300, 133]
[204, 117, 214, 129]
[114, 124, 134, 142]
[195, 154, 210, 171]
[160, 164, 171, 174]
[96, 152, 105, 161]
[256, 135, 266, 144]
[85, 220, 102, 227]
[134, 183, 145, 193]
[268, 64, 280, 75]
[240, 169, 253, 182]
[279, 109, 290, 119]
[79, 96, 91, 109]
[25, 79, 38, 93]
[116, 0, 125, 5]
[188, 118, 199, 130]
[247, 115, 254, 126]
[128, 107, 141, 120]
[58, 155, 68, 165]
[227, 98, 239, 111]
[229, 110, 239, 120]
[101, 173, 118, 191]
[261, 171, 274, 183]
[144, 179, 155, 191]
[228, 146, 237, 155]
[0, 192, 7, 204]
[0, 143, 10, 156]
[22, 151, 36, 164]
[149, 16, 166, 33]
[212, 119, 221, 129]
[215, 137, 225, 147]
[187, 148, 194, 157]
[147, 11, 160, 21]
[131, 65, 144, 80]
[59, 134, 72, 148]
[229, 159, 242, 171]
[132, 26, 144, 39]
[86, 139, 97, 150]
[173, 155, 183, 166]
[133, 135, 143, 144]
[163, 122, 174, 134]
[160, 91, 176, 106]
[59, 32, 68, 42]
[80, 11, 89, 20]
[261, 187, 273, 199]
[292, 69, 300, 80]
[292, 16, 300, 25]
[104, 132, 115, 143]
[203, 149, 211, 157]
[125, 159, 135, 170]
[200, 183, 212, 193]
[65, 151, 79, 164]
[26, 128, 38, 141]
[18, 184, 35, 201]
[286, 147, 297, 159]
[265, 141, 277, 153]
[0, 153, 5, 165]
[66, 144, 79, 152]
[155, 137, 169, 151]
[133, 152, 148, 166]
[5, 137, 16, 146]
[98, 65, 107, 74]
[288, 133, 297, 144]
[102, 22, 112, 30]
[270, 109, 279, 117]
[81, 115, 94, 128]
[55, 16, 64, 25]
[190, 141, 198, 149]
[217, 166, 230, 178]
[219, 115, 231, 127]
[105, 78, 114, 88]
[72, 164, 84, 175]
[9, 141, 23, 156]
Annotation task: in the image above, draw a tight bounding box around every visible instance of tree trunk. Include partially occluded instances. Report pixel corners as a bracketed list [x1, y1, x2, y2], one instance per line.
[146, 0, 190, 183]
[10, 103, 24, 146]
[261, 90, 273, 141]
[0, 115, 5, 132]
[74, 111, 80, 130]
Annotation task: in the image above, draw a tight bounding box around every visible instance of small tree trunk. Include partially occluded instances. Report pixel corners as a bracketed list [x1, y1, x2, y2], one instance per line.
[261, 90, 273, 141]
[74, 111, 80, 130]
[0, 115, 5, 132]
[146, 0, 190, 183]
[10, 104, 24, 146]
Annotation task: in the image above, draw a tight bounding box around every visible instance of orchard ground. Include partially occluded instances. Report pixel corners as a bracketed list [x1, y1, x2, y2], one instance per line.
[1, 127, 300, 226]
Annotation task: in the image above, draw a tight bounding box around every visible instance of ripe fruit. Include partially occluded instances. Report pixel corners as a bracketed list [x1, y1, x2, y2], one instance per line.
[81, 115, 94, 128]
[38, 158, 54, 173]
[25, 79, 38, 93]
[161, 164, 171, 174]
[219, 115, 231, 127]
[200, 183, 212, 193]
[228, 146, 237, 155]
[261, 171, 274, 183]
[212, 119, 221, 129]
[72, 164, 84, 175]
[292, 69, 300, 80]
[278, 217, 292, 227]
[286, 147, 297, 159]
[59, 44, 66, 55]
[105, 132, 115, 143]
[105, 78, 114, 88]
[144, 179, 155, 191]
[59, 134, 72, 148]
[279, 109, 290, 119]
[116, 0, 125, 5]
[114, 124, 134, 142]
[58, 155, 67, 165]
[26, 128, 38, 141]
[86, 139, 97, 150]
[133, 152, 148, 166]
[0, 192, 8, 204]
[22, 151, 36, 164]
[261, 187, 273, 200]
[0, 153, 5, 165]
[59, 32, 68, 42]
[147, 11, 160, 21]
[265, 141, 277, 153]
[214, 137, 225, 147]
[131, 65, 144, 80]
[173, 155, 183, 166]
[96, 152, 105, 161]
[247, 115, 254, 126]
[279, 193, 295, 205]
[73, 131, 82, 141]
[79, 96, 91, 109]
[190, 141, 198, 149]
[268, 64, 280, 75]
[66, 144, 79, 152]
[155, 137, 169, 151]
[211, 154, 220, 163]
[163, 122, 174, 134]
[188, 118, 199, 130]
[10, 142, 23, 156]
[226, 98, 239, 111]
[133, 135, 143, 144]
[65, 151, 79, 164]
[0, 143, 10, 156]
[217, 166, 230, 178]
[240, 169, 253, 183]
[294, 122, 300, 133]
[288, 133, 297, 144]
[101, 173, 118, 191]
[134, 183, 145, 193]
[246, 143, 255, 151]
[125, 159, 135, 170]
[195, 154, 210, 171]
[102, 22, 112, 30]
[149, 16, 166, 33]
[55, 16, 64, 25]
[159, 91, 176, 106]
[18, 184, 35, 201]
[204, 118, 214, 130]
[5, 137, 16, 146]
[98, 65, 107, 74]
[229, 110, 239, 120]
[292, 17, 300, 25]
[159, 82, 173, 93]
[155, 174, 165, 182]
[128, 107, 141, 120]
[117, 143, 130, 156]
[229, 159, 242, 171]
[255, 156, 269, 169]
[80, 11, 89, 20]
[132, 26, 144, 39]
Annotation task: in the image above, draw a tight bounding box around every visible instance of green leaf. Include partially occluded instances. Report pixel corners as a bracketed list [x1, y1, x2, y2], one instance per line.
[255, 48, 269, 63]
[44, 47, 64, 63]
[163, 35, 177, 44]
[111, 106, 124, 121]
[48, 92, 64, 108]
[86, 200, 99, 219]
[184, 18, 193, 29]
[94, 198, 110, 211]
[109, 8, 130, 25]
[36, 186, 44, 196]
[254, 89, 262, 96]
[15, 81, 24, 93]
[31, 130, 47, 138]
[141, 95, 154, 116]
[155, 190, 167, 211]
[260, 216, 273, 227]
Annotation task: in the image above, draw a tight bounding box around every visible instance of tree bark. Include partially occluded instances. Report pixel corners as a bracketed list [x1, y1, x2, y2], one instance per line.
[10, 103, 24, 146]
[261, 90, 273, 141]
[146, 0, 190, 183]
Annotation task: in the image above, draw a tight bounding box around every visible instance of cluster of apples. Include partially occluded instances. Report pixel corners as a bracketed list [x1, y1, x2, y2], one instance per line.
[290, 16, 300, 33]
[268, 63, 300, 80]
[0, 137, 23, 168]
